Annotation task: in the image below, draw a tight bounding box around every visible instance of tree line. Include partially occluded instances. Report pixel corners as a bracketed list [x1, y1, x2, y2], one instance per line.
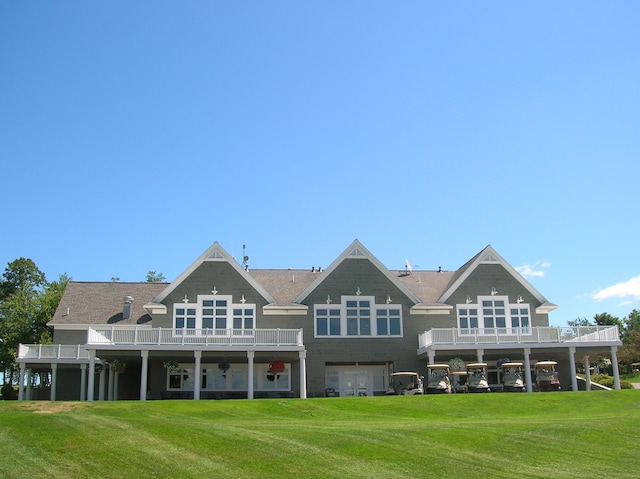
[0, 258, 165, 388]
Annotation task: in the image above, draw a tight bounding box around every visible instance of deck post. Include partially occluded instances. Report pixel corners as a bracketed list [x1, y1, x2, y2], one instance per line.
[80, 364, 87, 401]
[523, 348, 532, 393]
[17, 363, 26, 400]
[611, 346, 621, 390]
[140, 350, 149, 401]
[87, 350, 96, 401]
[568, 347, 578, 392]
[584, 356, 591, 391]
[193, 350, 201, 400]
[299, 350, 307, 399]
[50, 363, 58, 401]
[247, 350, 255, 399]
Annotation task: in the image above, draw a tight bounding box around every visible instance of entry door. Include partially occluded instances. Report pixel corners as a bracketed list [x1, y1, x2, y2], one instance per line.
[343, 371, 369, 396]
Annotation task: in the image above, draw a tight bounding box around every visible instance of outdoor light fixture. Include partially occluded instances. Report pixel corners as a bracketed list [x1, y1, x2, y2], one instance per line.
[386, 295, 392, 304]
[491, 287, 498, 296]
[182, 294, 189, 303]
[517, 295, 524, 303]
[466, 295, 472, 304]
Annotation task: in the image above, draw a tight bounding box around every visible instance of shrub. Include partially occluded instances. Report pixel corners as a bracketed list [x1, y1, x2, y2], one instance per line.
[1, 384, 17, 400]
[588, 374, 634, 390]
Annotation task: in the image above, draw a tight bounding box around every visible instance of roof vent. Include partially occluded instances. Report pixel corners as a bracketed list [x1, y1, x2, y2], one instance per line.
[123, 296, 134, 320]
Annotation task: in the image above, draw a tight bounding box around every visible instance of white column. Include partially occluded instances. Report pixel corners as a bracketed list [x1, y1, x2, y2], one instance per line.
[193, 350, 201, 400]
[523, 348, 533, 393]
[428, 351, 436, 365]
[247, 351, 255, 400]
[568, 347, 578, 392]
[114, 372, 120, 401]
[50, 363, 58, 401]
[140, 350, 149, 401]
[99, 362, 106, 401]
[108, 364, 114, 401]
[476, 349, 484, 363]
[611, 346, 621, 390]
[17, 363, 26, 400]
[26, 370, 32, 400]
[87, 350, 96, 402]
[80, 364, 87, 401]
[299, 350, 307, 399]
[584, 356, 591, 391]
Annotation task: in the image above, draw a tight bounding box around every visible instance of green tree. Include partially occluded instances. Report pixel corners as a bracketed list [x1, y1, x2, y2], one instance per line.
[568, 317, 593, 327]
[0, 259, 69, 384]
[146, 271, 166, 283]
[593, 312, 623, 328]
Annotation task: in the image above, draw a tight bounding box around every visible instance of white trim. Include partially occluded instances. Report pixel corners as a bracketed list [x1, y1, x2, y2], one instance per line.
[152, 242, 276, 305]
[438, 245, 550, 305]
[294, 239, 422, 305]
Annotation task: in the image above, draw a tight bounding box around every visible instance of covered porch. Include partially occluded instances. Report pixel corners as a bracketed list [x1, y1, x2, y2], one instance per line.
[417, 325, 623, 392]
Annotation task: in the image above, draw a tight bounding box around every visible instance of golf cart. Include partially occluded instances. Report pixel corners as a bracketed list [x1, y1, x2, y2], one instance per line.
[534, 360, 561, 391]
[426, 364, 452, 394]
[386, 372, 424, 395]
[451, 371, 468, 393]
[466, 363, 491, 393]
[500, 362, 526, 392]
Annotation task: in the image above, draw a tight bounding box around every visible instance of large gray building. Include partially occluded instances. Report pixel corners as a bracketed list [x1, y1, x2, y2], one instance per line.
[17, 240, 622, 400]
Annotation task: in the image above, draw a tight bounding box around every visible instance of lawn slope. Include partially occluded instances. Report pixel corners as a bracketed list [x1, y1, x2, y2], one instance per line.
[1, 391, 639, 479]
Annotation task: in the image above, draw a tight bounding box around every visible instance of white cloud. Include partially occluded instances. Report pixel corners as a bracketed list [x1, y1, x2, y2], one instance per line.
[592, 275, 640, 302]
[516, 261, 551, 278]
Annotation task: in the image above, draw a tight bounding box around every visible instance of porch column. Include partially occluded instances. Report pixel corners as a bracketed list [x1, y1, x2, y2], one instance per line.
[80, 364, 87, 401]
[193, 350, 201, 400]
[140, 350, 149, 401]
[26, 369, 32, 400]
[299, 350, 307, 399]
[247, 351, 255, 400]
[568, 347, 578, 392]
[17, 363, 26, 400]
[99, 361, 106, 401]
[50, 363, 58, 401]
[584, 356, 592, 391]
[87, 350, 96, 402]
[114, 372, 120, 400]
[476, 349, 484, 363]
[611, 346, 621, 390]
[523, 348, 533, 393]
[108, 363, 115, 401]
[428, 351, 436, 365]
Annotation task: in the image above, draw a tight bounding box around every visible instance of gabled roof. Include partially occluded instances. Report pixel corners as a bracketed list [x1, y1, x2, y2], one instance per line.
[152, 242, 277, 305]
[293, 239, 423, 304]
[438, 245, 552, 306]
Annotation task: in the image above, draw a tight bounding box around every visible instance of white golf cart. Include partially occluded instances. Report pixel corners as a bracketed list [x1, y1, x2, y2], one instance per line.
[426, 364, 452, 394]
[500, 362, 526, 392]
[534, 360, 561, 392]
[451, 371, 468, 393]
[466, 363, 491, 393]
[386, 372, 424, 395]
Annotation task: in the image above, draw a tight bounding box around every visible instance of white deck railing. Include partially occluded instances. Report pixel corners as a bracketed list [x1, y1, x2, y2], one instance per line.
[18, 343, 90, 360]
[418, 326, 620, 349]
[87, 327, 304, 347]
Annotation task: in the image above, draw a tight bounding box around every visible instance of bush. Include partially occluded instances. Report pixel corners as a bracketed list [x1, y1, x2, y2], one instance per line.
[1, 384, 17, 400]
[589, 374, 634, 390]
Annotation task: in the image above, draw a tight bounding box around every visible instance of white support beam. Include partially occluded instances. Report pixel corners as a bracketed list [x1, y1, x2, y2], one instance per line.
[87, 350, 96, 401]
[17, 363, 26, 400]
[140, 350, 149, 401]
[50, 363, 58, 401]
[247, 351, 255, 400]
[80, 364, 87, 401]
[584, 356, 591, 391]
[193, 350, 201, 400]
[611, 346, 621, 390]
[568, 347, 578, 392]
[299, 350, 307, 399]
[523, 348, 532, 393]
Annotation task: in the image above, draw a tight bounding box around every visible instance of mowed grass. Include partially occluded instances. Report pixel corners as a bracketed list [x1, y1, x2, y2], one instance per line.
[1, 391, 639, 479]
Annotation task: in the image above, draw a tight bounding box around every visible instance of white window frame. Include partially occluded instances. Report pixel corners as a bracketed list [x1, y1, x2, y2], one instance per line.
[314, 296, 403, 338]
[457, 296, 531, 335]
[172, 295, 256, 335]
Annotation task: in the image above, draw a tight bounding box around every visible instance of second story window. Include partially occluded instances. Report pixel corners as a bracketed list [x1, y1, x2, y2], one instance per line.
[314, 296, 403, 338]
[173, 295, 255, 333]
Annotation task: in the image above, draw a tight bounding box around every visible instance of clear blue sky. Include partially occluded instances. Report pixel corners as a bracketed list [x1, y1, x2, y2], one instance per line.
[1, 2, 639, 326]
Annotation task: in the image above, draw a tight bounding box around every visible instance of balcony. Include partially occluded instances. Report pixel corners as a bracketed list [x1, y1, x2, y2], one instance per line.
[87, 327, 305, 349]
[418, 326, 621, 350]
[18, 344, 90, 362]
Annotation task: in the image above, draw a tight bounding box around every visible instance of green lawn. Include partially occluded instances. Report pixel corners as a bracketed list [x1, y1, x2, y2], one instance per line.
[1, 391, 639, 479]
